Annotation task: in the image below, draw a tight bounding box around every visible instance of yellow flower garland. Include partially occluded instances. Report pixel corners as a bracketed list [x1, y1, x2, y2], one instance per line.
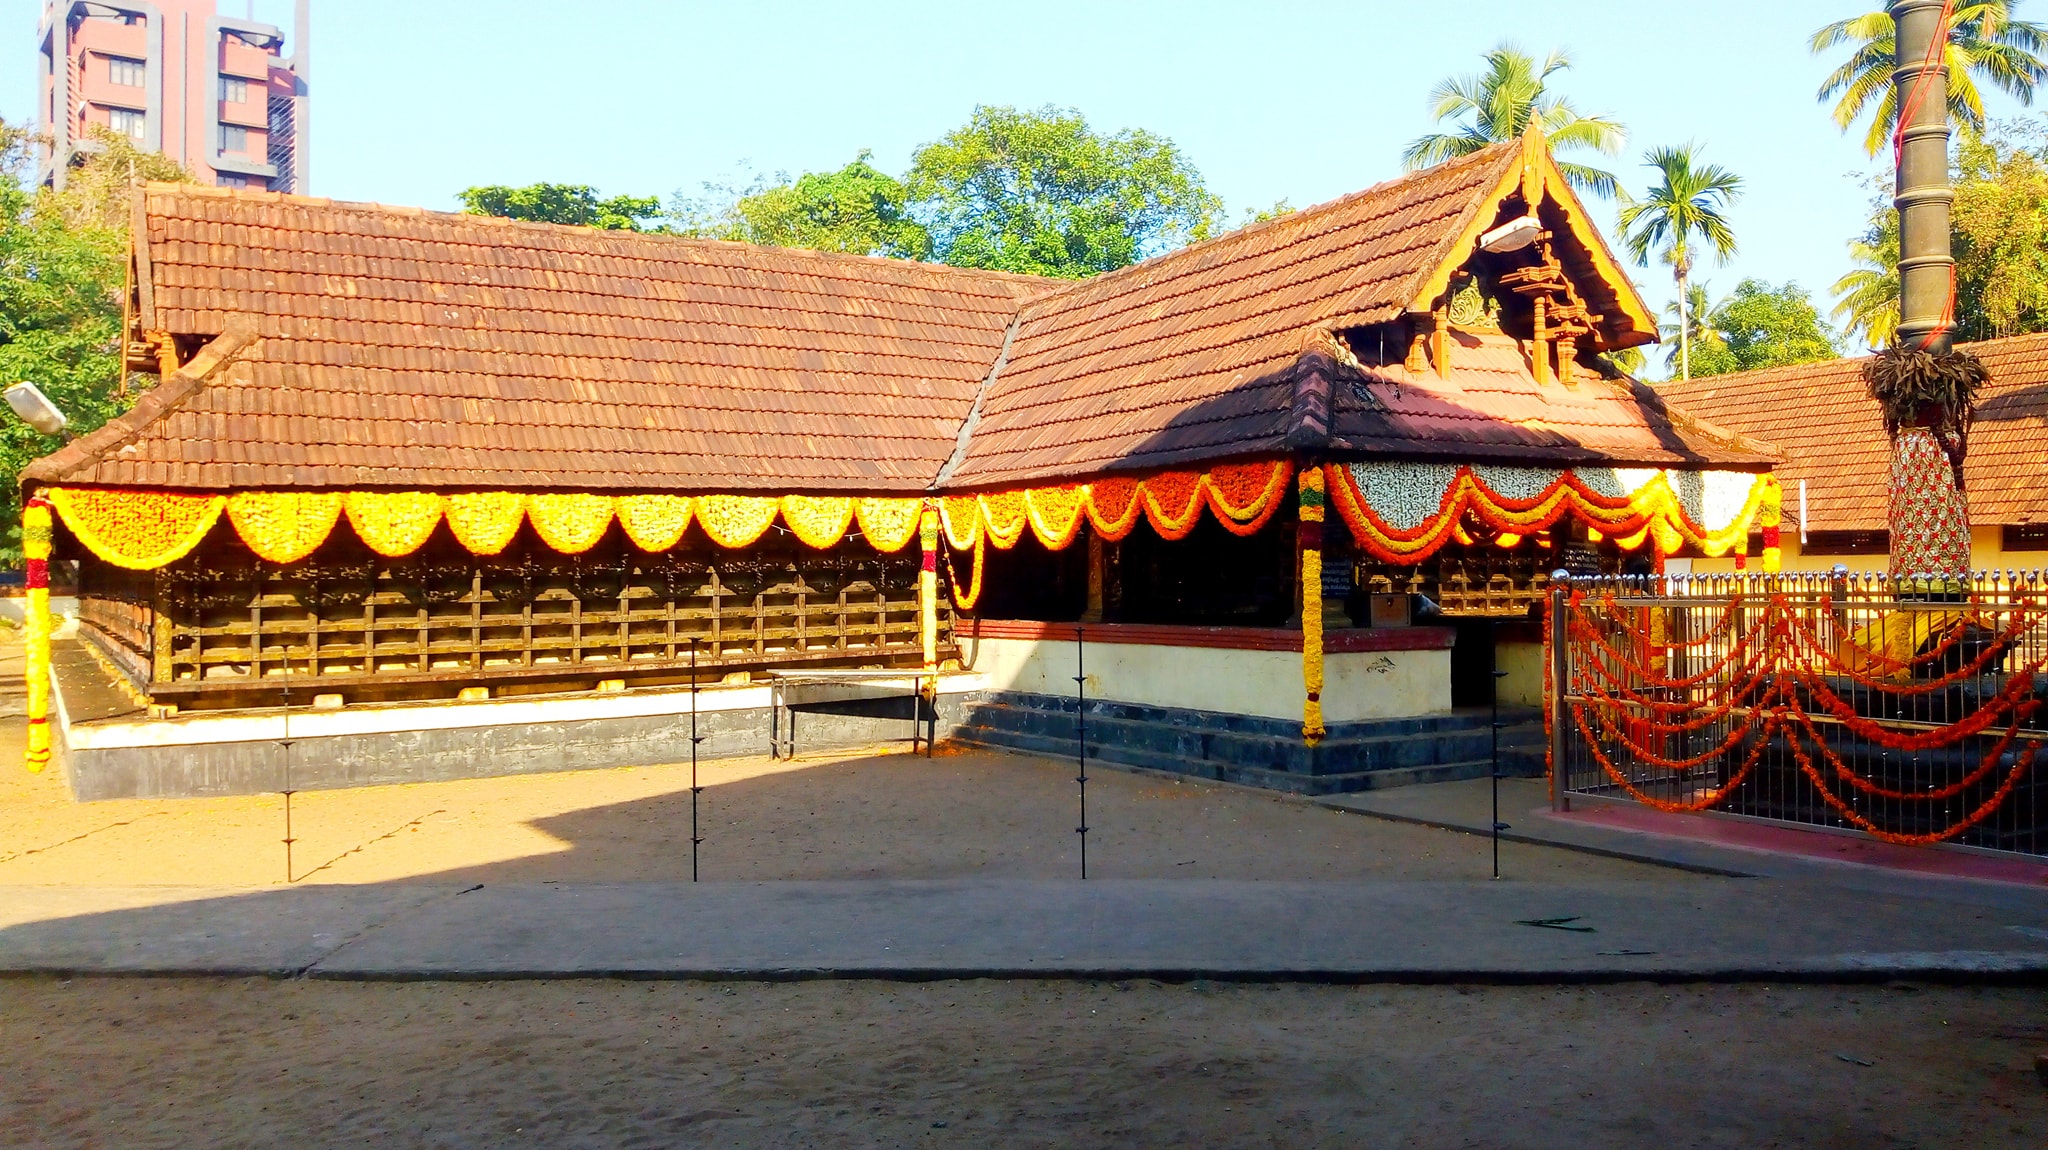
[22, 498, 53, 773]
[343, 491, 447, 557]
[696, 495, 780, 548]
[940, 495, 982, 552]
[1023, 485, 1087, 551]
[527, 493, 615, 554]
[978, 490, 1030, 550]
[227, 491, 344, 564]
[1140, 471, 1207, 540]
[615, 494, 693, 552]
[781, 495, 855, 550]
[47, 487, 225, 570]
[446, 492, 528, 555]
[919, 506, 941, 673]
[1299, 467, 1327, 746]
[855, 497, 921, 553]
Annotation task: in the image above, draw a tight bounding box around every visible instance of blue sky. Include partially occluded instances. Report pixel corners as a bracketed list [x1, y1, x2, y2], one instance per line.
[6, 1, 2042, 367]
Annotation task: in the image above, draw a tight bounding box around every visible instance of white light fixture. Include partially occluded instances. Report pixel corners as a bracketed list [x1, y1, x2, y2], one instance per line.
[5, 382, 69, 437]
[1479, 215, 1543, 253]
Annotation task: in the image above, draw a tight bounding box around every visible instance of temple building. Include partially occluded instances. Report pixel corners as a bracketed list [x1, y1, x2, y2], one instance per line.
[22, 128, 1781, 799]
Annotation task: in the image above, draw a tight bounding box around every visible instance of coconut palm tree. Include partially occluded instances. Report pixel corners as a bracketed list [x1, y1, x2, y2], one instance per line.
[1832, 215, 1902, 349]
[1660, 282, 1718, 373]
[1811, 2, 2048, 156]
[1618, 145, 1743, 381]
[1402, 44, 1627, 197]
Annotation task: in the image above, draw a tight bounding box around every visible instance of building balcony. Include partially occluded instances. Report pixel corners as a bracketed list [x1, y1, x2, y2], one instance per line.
[68, 22, 147, 58]
[219, 41, 276, 80]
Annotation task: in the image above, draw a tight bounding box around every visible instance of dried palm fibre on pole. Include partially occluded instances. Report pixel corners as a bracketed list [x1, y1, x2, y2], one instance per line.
[1876, 0, 1985, 589]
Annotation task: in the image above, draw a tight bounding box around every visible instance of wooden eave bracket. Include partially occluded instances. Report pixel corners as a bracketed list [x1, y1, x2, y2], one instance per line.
[21, 318, 258, 488]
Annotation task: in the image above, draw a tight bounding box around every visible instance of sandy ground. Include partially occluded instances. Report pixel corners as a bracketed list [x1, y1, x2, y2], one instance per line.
[0, 712, 1672, 889]
[0, 977, 2041, 1148]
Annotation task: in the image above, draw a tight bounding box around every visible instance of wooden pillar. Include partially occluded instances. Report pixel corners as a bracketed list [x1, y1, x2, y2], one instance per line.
[1081, 530, 1106, 623]
[1431, 302, 1450, 378]
[1532, 296, 1551, 385]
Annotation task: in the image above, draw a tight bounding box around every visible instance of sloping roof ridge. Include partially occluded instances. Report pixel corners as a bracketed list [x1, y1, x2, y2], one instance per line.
[23, 320, 258, 487]
[1010, 141, 1523, 317]
[1659, 330, 2048, 399]
[139, 181, 1061, 294]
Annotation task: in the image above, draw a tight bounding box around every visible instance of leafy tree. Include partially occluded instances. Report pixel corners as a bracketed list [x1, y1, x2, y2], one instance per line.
[1240, 199, 1296, 225]
[1617, 143, 1742, 380]
[457, 183, 664, 230]
[0, 122, 187, 559]
[682, 152, 931, 259]
[1833, 123, 2048, 345]
[1402, 44, 1627, 197]
[1704, 279, 1840, 375]
[904, 104, 1223, 278]
[1660, 282, 1725, 374]
[1811, 2, 2048, 156]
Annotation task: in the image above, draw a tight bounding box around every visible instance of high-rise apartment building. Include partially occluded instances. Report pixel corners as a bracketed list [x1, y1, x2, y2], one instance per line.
[36, 1, 310, 192]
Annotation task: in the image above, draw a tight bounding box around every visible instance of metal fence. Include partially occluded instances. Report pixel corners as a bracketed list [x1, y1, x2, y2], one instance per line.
[1550, 570, 2048, 858]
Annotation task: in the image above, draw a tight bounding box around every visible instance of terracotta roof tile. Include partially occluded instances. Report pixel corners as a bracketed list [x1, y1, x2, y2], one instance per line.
[1655, 333, 2048, 529]
[31, 147, 1770, 494]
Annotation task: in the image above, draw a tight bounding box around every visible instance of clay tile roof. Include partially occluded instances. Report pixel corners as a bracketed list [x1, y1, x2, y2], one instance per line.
[29, 183, 1055, 493]
[1655, 333, 2048, 529]
[29, 144, 1768, 495]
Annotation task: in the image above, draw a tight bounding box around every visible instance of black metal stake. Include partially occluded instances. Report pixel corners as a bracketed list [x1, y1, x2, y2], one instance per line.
[274, 564, 296, 885]
[690, 639, 703, 883]
[1075, 626, 1088, 881]
[1491, 649, 1510, 881]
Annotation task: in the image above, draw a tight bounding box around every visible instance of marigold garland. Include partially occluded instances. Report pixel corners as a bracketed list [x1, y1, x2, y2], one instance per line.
[695, 495, 779, 549]
[855, 497, 921, 553]
[22, 497, 53, 774]
[1141, 471, 1207, 541]
[944, 531, 987, 610]
[47, 487, 226, 570]
[227, 491, 344, 564]
[940, 495, 983, 552]
[608, 494, 691, 552]
[1023, 485, 1087, 550]
[446, 492, 528, 556]
[343, 491, 447, 557]
[1083, 476, 1143, 541]
[780, 495, 855, 550]
[978, 490, 1030, 550]
[1299, 467, 1328, 745]
[1205, 460, 1293, 537]
[919, 507, 941, 673]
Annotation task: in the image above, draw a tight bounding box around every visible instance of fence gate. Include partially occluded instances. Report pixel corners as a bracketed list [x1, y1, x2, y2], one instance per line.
[1550, 572, 2048, 858]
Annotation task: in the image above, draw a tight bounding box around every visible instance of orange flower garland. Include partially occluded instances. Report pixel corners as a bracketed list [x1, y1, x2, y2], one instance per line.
[228, 491, 345, 564]
[695, 495, 779, 549]
[526, 493, 615, 554]
[615, 494, 693, 552]
[978, 490, 1030, 550]
[781, 495, 855, 550]
[1023, 485, 1087, 550]
[47, 487, 226, 570]
[446, 492, 528, 555]
[1204, 460, 1293, 537]
[940, 495, 982, 551]
[855, 497, 921, 553]
[1083, 476, 1143, 541]
[1140, 471, 1206, 541]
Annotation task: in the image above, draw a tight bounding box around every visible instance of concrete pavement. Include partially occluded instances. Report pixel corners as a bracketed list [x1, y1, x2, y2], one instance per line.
[2, 873, 2046, 981]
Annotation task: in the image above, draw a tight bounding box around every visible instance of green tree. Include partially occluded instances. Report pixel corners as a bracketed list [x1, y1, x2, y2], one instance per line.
[1401, 44, 1627, 197]
[683, 152, 931, 259]
[1811, 2, 2048, 157]
[0, 123, 186, 559]
[456, 183, 664, 230]
[1617, 144, 1743, 380]
[1704, 279, 1840, 374]
[904, 104, 1223, 278]
[1660, 282, 1727, 374]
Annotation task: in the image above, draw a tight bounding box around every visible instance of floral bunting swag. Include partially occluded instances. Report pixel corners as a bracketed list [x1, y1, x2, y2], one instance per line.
[343, 491, 446, 558]
[446, 492, 528, 555]
[227, 491, 344, 564]
[1327, 461, 1779, 569]
[47, 487, 224, 570]
[938, 459, 1297, 553]
[526, 493, 615, 555]
[855, 498, 922, 553]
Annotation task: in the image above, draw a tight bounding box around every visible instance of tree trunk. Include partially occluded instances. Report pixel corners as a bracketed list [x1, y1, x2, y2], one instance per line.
[1887, 419, 1971, 585]
[1674, 252, 1693, 381]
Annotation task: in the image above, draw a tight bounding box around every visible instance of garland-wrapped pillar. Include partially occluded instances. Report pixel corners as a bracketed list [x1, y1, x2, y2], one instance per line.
[918, 503, 940, 682]
[1298, 467, 1326, 745]
[1759, 475, 1783, 573]
[22, 496, 54, 773]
